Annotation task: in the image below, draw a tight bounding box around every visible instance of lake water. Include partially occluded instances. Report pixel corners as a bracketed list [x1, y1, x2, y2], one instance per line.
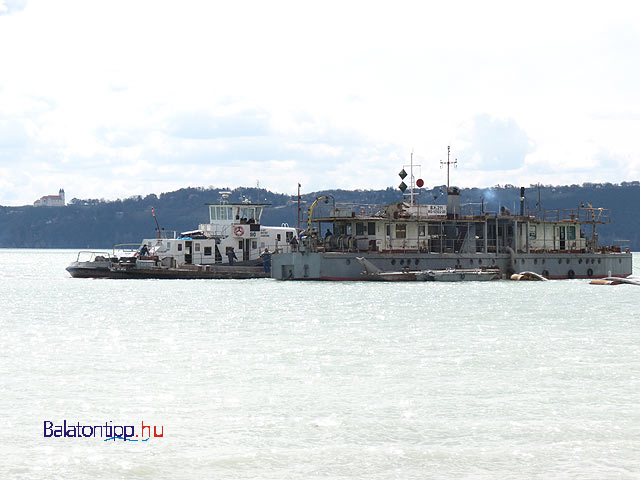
[1, 249, 639, 479]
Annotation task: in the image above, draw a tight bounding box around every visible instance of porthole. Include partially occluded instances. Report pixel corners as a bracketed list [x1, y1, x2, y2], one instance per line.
[470, 258, 473, 264]
[400, 259, 404, 265]
[566, 259, 570, 264]
[578, 259, 583, 264]
[598, 258, 601, 264]
[478, 259, 482, 265]
[542, 259, 545, 264]
[415, 259, 420, 265]
[346, 259, 351, 265]
[558, 259, 562, 264]
[391, 259, 396, 265]
[534, 259, 538, 265]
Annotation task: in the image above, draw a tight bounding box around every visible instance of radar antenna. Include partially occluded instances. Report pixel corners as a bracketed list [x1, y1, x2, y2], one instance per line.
[440, 146, 457, 193]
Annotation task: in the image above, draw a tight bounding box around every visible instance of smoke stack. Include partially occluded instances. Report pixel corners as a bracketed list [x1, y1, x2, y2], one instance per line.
[520, 187, 525, 216]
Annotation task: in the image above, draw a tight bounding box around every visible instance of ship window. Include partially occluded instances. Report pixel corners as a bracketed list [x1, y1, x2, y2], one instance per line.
[428, 224, 440, 235]
[252, 241, 257, 249]
[529, 225, 537, 239]
[238, 240, 243, 250]
[286, 231, 293, 242]
[204, 246, 212, 256]
[277, 234, 281, 241]
[567, 225, 576, 240]
[368, 222, 376, 235]
[346, 224, 352, 235]
[178, 243, 183, 251]
[356, 222, 364, 235]
[419, 225, 426, 236]
[386, 224, 391, 236]
[395, 224, 407, 239]
[195, 243, 201, 252]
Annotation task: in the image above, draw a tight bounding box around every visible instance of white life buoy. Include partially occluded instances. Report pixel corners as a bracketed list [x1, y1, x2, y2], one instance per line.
[234, 225, 244, 236]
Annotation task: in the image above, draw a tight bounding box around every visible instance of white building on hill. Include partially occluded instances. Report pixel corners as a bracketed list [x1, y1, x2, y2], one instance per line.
[34, 189, 65, 207]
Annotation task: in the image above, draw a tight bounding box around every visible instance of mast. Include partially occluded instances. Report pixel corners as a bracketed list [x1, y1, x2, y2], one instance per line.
[440, 145, 457, 193]
[297, 183, 301, 232]
[399, 151, 421, 206]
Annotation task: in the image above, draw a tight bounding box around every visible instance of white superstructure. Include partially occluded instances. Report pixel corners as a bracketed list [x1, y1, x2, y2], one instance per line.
[140, 196, 297, 267]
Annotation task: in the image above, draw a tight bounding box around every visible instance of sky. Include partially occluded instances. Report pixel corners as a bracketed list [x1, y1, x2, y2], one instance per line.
[1, 0, 639, 206]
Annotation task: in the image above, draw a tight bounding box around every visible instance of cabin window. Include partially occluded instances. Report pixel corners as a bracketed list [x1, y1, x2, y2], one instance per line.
[567, 225, 576, 240]
[395, 224, 407, 239]
[419, 225, 426, 236]
[386, 224, 391, 236]
[529, 225, 537, 239]
[238, 240, 243, 250]
[177, 243, 183, 251]
[428, 224, 440, 235]
[368, 222, 376, 235]
[166, 242, 171, 249]
[346, 224, 352, 235]
[277, 234, 281, 241]
[356, 222, 365, 235]
[252, 241, 257, 249]
[204, 246, 212, 256]
[195, 243, 201, 252]
[286, 231, 293, 242]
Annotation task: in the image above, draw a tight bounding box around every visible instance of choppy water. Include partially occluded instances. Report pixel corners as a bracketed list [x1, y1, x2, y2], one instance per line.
[1, 249, 639, 479]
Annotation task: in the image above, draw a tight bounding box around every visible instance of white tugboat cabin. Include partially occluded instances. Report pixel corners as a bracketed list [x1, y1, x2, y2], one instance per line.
[141, 195, 297, 267]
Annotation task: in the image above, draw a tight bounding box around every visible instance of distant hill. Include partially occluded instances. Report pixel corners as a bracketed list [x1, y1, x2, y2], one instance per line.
[1, 182, 638, 249]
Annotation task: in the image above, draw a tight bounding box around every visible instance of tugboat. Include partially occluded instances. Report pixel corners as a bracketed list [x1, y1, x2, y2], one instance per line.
[66, 193, 298, 279]
[272, 149, 632, 280]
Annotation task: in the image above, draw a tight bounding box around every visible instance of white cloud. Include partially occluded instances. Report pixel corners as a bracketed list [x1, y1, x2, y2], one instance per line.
[1, 0, 640, 205]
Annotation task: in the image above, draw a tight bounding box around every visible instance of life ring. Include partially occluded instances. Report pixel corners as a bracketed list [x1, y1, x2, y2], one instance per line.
[233, 225, 244, 236]
[567, 269, 575, 279]
[587, 268, 593, 277]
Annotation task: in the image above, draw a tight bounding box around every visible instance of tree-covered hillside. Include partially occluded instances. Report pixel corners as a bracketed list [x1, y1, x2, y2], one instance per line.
[1, 182, 638, 249]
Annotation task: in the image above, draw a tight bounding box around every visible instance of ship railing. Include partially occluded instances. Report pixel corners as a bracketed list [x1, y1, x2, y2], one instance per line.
[534, 207, 611, 224]
[311, 202, 385, 220]
[74, 250, 113, 262]
[112, 243, 141, 258]
[199, 223, 230, 237]
[158, 230, 178, 239]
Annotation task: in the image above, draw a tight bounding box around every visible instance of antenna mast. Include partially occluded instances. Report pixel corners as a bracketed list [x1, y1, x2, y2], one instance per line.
[399, 150, 422, 206]
[440, 145, 457, 193]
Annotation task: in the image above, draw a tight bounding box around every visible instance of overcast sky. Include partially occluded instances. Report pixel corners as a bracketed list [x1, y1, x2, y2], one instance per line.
[1, 0, 639, 205]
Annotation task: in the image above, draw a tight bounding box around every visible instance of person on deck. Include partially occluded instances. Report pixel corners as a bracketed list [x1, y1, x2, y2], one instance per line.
[261, 247, 271, 273]
[139, 244, 149, 256]
[226, 247, 238, 265]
